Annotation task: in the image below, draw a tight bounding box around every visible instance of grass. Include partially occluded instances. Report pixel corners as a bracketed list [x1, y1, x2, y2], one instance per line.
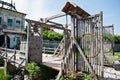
[0, 69, 12, 80]
[114, 52, 120, 61]
[114, 52, 120, 56]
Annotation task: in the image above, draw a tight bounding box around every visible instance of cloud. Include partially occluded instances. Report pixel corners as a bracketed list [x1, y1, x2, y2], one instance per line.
[3, 0, 54, 20]
[26, 0, 50, 19]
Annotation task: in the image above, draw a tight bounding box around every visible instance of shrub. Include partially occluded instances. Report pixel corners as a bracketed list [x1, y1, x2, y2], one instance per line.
[26, 62, 40, 80]
[26, 62, 40, 76]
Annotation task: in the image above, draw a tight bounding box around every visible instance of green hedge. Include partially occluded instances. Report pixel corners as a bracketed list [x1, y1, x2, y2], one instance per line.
[43, 30, 63, 41]
[114, 35, 120, 44]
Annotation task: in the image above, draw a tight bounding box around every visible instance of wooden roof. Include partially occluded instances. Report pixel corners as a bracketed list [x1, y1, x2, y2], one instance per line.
[2, 30, 26, 35]
[62, 2, 90, 18]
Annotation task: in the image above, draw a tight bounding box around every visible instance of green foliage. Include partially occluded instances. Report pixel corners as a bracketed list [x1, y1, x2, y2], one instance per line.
[26, 62, 40, 76]
[43, 30, 63, 41]
[84, 74, 92, 80]
[114, 35, 120, 44]
[0, 69, 12, 80]
[103, 33, 120, 44]
[59, 71, 92, 80]
[114, 52, 120, 60]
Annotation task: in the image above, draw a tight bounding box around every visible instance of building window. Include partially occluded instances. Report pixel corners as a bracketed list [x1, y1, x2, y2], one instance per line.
[16, 20, 20, 27]
[0, 17, 2, 25]
[7, 19, 13, 26]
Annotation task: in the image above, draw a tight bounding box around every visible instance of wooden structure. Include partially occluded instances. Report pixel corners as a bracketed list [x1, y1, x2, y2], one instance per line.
[0, 1, 115, 80]
[42, 2, 114, 80]
[26, 1, 115, 79]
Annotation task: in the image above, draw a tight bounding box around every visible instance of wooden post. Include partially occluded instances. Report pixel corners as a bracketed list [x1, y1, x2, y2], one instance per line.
[75, 18, 79, 72]
[112, 24, 114, 56]
[71, 16, 75, 71]
[90, 19, 94, 66]
[63, 28, 67, 74]
[39, 24, 43, 63]
[26, 23, 30, 65]
[71, 16, 75, 38]
[100, 11, 104, 79]
[4, 33, 7, 75]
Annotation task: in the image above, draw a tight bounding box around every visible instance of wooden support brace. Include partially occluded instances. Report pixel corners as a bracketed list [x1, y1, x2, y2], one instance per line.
[74, 39, 98, 79]
[18, 59, 26, 68]
[8, 50, 16, 62]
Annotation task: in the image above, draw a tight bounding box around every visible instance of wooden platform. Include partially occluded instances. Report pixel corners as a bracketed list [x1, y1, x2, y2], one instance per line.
[42, 54, 61, 71]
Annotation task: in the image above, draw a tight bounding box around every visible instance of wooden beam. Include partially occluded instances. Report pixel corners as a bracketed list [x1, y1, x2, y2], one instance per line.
[26, 18, 71, 31]
[45, 13, 66, 21]
[2, 30, 26, 35]
[26, 19, 41, 25]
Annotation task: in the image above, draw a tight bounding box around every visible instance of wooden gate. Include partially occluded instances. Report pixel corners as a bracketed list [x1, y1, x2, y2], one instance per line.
[61, 12, 103, 79]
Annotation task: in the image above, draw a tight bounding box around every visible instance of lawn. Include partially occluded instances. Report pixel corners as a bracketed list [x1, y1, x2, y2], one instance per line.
[114, 52, 120, 61]
[0, 68, 12, 80]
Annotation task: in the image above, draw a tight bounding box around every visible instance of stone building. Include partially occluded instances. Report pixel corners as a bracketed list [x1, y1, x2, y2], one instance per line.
[0, 1, 26, 48]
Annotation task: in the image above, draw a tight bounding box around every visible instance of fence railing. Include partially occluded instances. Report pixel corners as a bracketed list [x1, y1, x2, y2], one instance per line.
[42, 47, 57, 53]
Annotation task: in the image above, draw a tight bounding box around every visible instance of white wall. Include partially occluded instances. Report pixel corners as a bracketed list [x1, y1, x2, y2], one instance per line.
[0, 8, 26, 49]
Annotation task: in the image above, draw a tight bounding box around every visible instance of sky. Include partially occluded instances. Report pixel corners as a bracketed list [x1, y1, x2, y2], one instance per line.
[3, 0, 120, 35]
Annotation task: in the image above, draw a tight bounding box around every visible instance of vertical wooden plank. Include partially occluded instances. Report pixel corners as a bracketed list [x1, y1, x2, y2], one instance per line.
[71, 16, 74, 71]
[90, 19, 94, 72]
[39, 24, 43, 63]
[71, 16, 75, 38]
[112, 24, 114, 56]
[75, 18, 79, 72]
[100, 11, 104, 79]
[26, 22, 30, 65]
[4, 33, 7, 75]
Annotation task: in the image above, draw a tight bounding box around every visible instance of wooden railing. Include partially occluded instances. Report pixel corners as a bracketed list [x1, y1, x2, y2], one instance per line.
[53, 38, 64, 56]
[0, 48, 26, 68]
[42, 47, 56, 53]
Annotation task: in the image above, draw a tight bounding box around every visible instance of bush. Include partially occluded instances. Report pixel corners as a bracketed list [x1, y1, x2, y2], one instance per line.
[26, 62, 40, 76]
[26, 62, 40, 80]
